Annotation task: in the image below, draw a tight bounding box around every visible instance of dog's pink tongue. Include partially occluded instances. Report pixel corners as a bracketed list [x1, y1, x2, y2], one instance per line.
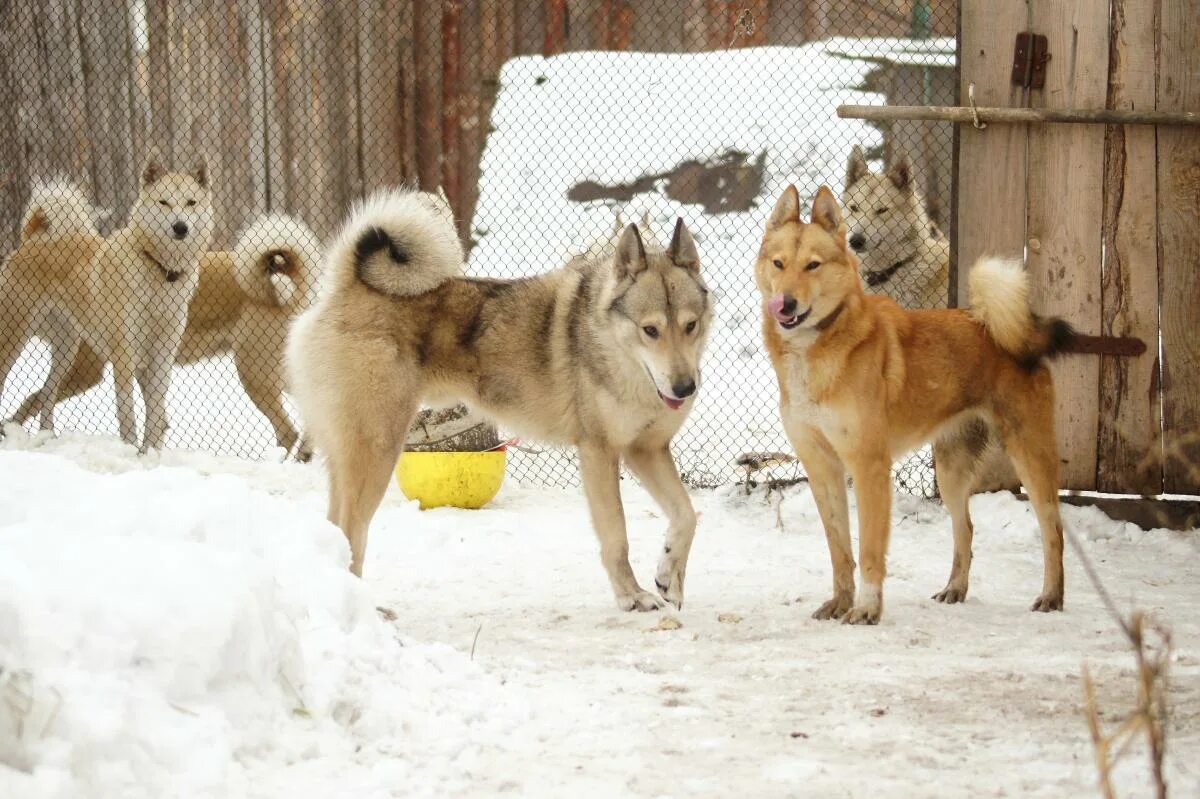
[661, 394, 685, 410]
[767, 294, 790, 322]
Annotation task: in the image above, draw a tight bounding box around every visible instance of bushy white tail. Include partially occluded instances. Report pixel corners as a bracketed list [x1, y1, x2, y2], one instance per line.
[21, 178, 97, 240]
[327, 187, 464, 297]
[233, 213, 323, 311]
[968, 256, 1073, 364]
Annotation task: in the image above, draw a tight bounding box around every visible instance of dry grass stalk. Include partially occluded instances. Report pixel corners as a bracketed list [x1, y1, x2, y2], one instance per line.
[1068, 528, 1172, 799]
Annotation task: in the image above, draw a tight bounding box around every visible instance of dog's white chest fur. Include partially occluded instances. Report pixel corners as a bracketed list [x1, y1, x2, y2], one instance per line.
[781, 351, 837, 432]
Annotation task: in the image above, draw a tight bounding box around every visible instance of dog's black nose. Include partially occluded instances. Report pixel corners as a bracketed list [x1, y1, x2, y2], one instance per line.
[848, 233, 866, 251]
[172, 221, 189, 239]
[780, 295, 798, 316]
[672, 378, 696, 398]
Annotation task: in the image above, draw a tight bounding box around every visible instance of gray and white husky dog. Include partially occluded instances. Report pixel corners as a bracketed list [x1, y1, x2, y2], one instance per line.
[287, 188, 713, 611]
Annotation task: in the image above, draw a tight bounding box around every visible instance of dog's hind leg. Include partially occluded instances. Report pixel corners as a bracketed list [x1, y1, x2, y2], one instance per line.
[37, 322, 82, 433]
[624, 442, 696, 610]
[995, 377, 1065, 612]
[580, 441, 664, 612]
[327, 400, 415, 577]
[11, 342, 106, 426]
[930, 421, 992, 604]
[234, 343, 302, 455]
[0, 304, 37, 427]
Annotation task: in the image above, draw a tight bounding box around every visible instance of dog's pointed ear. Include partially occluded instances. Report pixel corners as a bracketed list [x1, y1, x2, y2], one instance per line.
[845, 145, 869, 190]
[668, 217, 699, 272]
[142, 158, 166, 187]
[614, 223, 648, 278]
[191, 160, 209, 189]
[887, 150, 913, 193]
[767, 185, 800, 230]
[810, 186, 844, 234]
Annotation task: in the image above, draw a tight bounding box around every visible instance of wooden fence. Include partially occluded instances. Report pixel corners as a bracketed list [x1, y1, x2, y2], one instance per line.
[0, 0, 955, 253]
[957, 0, 1199, 496]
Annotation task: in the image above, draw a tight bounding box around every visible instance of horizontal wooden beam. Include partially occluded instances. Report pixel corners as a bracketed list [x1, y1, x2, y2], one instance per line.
[838, 104, 1200, 127]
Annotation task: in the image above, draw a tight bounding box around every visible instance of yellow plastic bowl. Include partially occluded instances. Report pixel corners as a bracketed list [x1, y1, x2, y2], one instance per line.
[395, 449, 507, 510]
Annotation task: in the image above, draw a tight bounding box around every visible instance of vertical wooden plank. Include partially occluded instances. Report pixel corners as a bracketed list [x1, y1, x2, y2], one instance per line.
[413, 0, 443, 190]
[497, 0, 515, 61]
[955, 0, 1029, 307]
[78, 0, 139, 234]
[1158, 0, 1200, 493]
[514, 0, 542, 55]
[147, 0, 173, 162]
[1098, 0, 1162, 495]
[263, 0, 298, 212]
[1025, 1, 1108, 491]
[631, 1, 684, 52]
[0, 0, 29, 254]
[544, 0, 567, 54]
[683, 0, 709, 51]
[358, 0, 406, 193]
[10, 0, 91, 183]
[458, 0, 483, 244]
[397, 0, 418, 183]
[441, 0, 462, 208]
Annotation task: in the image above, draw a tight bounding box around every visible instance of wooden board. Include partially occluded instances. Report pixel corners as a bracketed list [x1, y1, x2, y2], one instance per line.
[358, 0, 407, 193]
[1097, 0, 1163, 495]
[10, 0, 91, 183]
[954, 0, 1029, 307]
[0, 2, 29, 254]
[1158, 0, 1200, 494]
[1024, 0, 1108, 491]
[413, 0, 443, 191]
[78, 0, 140, 233]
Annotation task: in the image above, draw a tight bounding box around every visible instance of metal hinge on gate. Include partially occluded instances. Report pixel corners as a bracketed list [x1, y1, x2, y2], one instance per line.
[1012, 32, 1050, 89]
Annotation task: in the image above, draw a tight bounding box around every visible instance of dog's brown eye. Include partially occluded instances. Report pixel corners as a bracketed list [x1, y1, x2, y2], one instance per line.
[184, 200, 196, 208]
[772, 259, 784, 270]
[158, 200, 169, 207]
[642, 325, 659, 339]
[684, 320, 697, 334]
[849, 204, 860, 212]
[805, 261, 821, 272]
[876, 207, 889, 216]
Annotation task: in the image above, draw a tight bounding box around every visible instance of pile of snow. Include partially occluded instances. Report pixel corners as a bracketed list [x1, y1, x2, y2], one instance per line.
[0, 441, 530, 797]
[1, 435, 1198, 797]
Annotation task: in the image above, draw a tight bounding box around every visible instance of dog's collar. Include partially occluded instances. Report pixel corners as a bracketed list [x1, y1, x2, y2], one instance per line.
[864, 256, 913, 288]
[813, 301, 846, 332]
[142, 250, 182, 283]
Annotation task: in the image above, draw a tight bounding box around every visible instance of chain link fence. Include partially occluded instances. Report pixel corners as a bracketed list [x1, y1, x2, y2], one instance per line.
[1, 1, 956, 495]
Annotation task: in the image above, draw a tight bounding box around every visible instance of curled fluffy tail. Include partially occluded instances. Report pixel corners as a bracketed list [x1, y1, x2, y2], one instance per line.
[327, 187, 464, 297]
[233, 213, 323, 311]
[968, 257, 1074, 367]
[21, 178, 97, 240]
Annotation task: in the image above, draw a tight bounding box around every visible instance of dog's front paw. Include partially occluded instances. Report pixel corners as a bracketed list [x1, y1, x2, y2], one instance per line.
[932, 583, 968, 604]
[812, 593, 854, 620]
[616, 589, 666, 613]
[842, 586, 882, 625]
[1030, 593, 1063, 613]
[654, 557, 685, 610]
[842, 605, 881, 625]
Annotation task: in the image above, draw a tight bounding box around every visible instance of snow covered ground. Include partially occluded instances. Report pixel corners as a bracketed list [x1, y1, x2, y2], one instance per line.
[2, 434, 1198, 798]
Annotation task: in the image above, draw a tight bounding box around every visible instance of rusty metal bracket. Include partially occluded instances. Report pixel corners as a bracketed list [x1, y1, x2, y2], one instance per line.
[1012, 32, 1050, 89]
